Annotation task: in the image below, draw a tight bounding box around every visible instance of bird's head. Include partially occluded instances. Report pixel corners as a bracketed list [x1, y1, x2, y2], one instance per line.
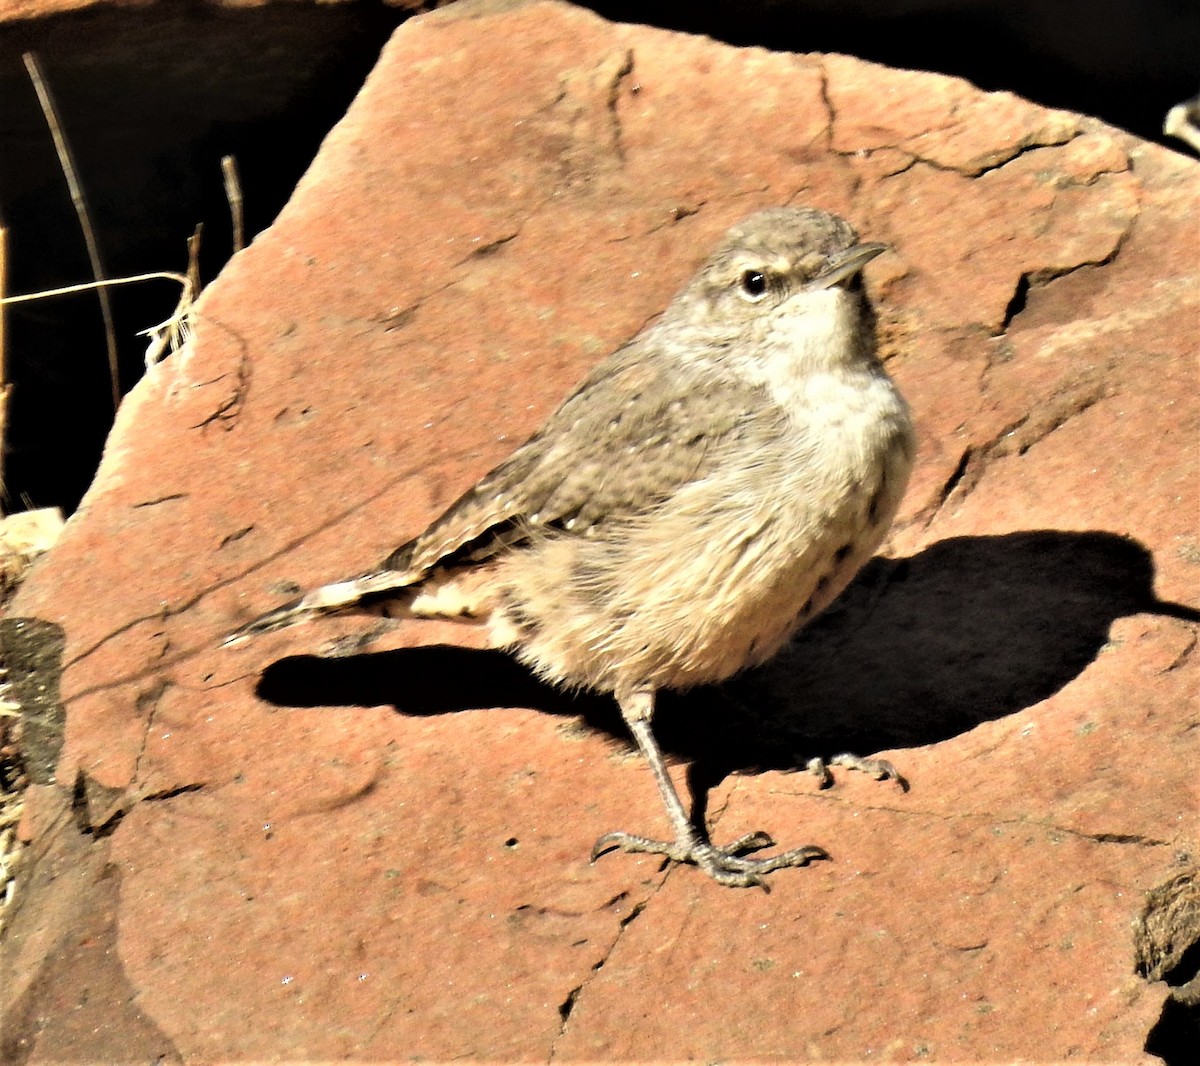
[671, 207, 887, 376]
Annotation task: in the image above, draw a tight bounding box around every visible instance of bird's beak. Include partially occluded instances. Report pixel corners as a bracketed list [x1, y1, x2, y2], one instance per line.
[807, 242, 888, 290]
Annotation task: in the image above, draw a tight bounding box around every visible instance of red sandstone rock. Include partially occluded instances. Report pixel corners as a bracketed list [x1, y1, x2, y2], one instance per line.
[2, 0, 1196, 1061]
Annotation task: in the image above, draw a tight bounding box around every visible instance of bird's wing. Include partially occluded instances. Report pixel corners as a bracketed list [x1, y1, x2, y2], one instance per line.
[386, 338, 776, 578]
[223, 342, 778, 644]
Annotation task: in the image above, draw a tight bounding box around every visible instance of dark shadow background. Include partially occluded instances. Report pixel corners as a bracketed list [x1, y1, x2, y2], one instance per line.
[1, 1, 1198, 512]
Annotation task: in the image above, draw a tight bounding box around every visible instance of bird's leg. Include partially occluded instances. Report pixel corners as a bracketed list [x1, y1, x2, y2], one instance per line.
[592, 686, 827, 889]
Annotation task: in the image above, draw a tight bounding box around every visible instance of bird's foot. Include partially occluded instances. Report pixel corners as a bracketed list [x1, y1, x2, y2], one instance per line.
[806, 752, 908, 792]
[591, 828, 827, 890]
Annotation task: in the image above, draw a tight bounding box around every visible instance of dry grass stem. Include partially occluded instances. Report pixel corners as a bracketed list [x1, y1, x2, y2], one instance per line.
[222, 155, 245, 253]
[24, 52, 121, 411]
[0, 271, 197, 369]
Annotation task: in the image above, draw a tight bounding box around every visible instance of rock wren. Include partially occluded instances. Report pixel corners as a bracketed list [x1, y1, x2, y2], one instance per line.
[226, 206, 916, 888]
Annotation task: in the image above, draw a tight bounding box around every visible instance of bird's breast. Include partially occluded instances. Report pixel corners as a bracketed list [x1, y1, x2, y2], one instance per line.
[492, 366, 913, 694]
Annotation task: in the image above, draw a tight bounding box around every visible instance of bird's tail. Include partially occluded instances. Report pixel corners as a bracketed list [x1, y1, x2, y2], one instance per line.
[222, 567, 420, 646]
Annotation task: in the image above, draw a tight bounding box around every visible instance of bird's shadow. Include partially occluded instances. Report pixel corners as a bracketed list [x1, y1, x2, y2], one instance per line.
[257, 530, 1198, 793]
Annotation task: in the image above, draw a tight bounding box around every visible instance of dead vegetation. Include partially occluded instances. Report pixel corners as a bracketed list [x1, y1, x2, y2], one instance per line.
[0, 54, 242, 940]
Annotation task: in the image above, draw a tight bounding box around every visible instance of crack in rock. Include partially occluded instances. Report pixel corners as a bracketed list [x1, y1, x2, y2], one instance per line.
[603, 48, 634, 164]
[217, 525, 254, 550]
[548, 891, 653, 1060]
[132, 493, 188, 509]
[61, 455, 427, 689]
[922, 128, 1082, 179]
[72, 766, 207, 840]
[922, 367, 1110, 523]
[188, 339, 252, 432]
[999, 273, 1032, 333]
[1161, 633, 1197, 674]
[816, 62, 836, 150]
[534, 47, 636, 195]
[455, 228, 519, 266]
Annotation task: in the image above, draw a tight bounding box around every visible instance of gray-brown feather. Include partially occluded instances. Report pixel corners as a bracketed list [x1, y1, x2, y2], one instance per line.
[383, 341, 772, 578]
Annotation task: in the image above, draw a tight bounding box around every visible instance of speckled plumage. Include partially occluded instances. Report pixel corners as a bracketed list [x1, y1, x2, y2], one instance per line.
[227, 207, 915, 888]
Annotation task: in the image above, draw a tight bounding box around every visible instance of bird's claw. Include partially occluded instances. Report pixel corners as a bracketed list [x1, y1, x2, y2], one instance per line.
[592, 828, 828, 890]
[806, 752, 909, 792]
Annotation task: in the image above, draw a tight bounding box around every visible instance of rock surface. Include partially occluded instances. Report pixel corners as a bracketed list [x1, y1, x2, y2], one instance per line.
[2, 0, 1198, 1060]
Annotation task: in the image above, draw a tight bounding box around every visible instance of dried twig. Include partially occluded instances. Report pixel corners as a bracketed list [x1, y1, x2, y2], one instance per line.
[23, 52, 121, 412]
[221, 155, 245, 254]
[0, 272, 192, 306]
[187, 223, 203, 295]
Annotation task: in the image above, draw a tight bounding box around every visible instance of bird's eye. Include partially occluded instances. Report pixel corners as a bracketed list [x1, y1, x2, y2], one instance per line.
[739, 270, 768, 299]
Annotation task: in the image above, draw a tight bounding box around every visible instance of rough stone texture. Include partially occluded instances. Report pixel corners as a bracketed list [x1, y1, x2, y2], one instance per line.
[2, 0, 1197, 1060]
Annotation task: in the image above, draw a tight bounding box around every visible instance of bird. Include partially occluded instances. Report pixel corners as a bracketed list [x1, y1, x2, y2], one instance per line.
[225, 206, 916, 888]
